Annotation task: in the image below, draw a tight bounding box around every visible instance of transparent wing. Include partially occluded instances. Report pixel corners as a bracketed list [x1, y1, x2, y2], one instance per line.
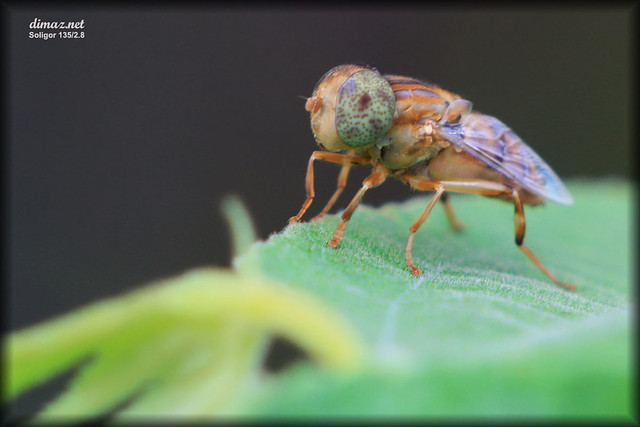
[437, 112, 573, 205]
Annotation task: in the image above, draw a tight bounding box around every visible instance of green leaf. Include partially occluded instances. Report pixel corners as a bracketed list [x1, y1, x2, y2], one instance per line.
[236, 179, 633, 418]
[5, 269, 365, 420]
[220, 194, 258, 259]
[5, 179, 633, 420]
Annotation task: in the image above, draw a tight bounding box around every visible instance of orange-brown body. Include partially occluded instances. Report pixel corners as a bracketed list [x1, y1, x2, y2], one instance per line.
[290, 64, 574, 291]
[381, 76, 545, 205]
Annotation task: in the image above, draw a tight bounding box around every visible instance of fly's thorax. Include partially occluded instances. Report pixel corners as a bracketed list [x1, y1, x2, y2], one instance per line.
[379, 118, 450, 170]
[385, 74, 460, 120]
[377, 77, 460, 170]
[307, 64, 396, 152]
[392, 89, 448, 123]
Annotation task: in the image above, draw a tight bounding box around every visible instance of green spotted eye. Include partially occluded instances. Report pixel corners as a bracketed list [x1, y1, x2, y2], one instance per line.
[335, 70, 395, 148]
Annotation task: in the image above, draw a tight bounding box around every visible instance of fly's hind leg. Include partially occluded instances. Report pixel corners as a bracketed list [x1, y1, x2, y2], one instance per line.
[439, 180, 576, 291]
[509, 189, 576, 291]
[289, 151, 368, 223]
[403, 176, 576, 291]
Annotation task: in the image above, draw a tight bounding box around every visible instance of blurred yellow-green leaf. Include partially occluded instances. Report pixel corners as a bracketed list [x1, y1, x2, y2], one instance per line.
[5, 269, 365, 420]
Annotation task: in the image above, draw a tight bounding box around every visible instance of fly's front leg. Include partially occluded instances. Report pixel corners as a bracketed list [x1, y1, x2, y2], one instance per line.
[310, 163, 351, 223]
[289, 151, 368, 224]
[436, 180, 576, 291]
[328, 163, 387, 248]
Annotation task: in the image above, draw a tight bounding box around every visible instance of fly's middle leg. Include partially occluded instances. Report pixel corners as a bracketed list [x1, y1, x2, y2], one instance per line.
[328, 162, 387, 248]
[439, 192, 465, 231]
[403, 175, 446, 275]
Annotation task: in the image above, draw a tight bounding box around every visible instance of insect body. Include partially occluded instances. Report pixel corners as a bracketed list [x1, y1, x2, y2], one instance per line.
[289, 64, 575, 291]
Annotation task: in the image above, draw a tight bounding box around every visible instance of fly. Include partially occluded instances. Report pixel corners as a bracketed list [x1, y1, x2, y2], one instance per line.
[289, 64, 575, 291]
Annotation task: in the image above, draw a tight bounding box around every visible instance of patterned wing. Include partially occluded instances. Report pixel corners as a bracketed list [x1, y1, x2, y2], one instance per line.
[437, 112, 573, 205]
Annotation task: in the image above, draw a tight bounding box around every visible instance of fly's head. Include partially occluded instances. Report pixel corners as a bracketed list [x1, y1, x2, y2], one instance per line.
[306, 64, 396, 152]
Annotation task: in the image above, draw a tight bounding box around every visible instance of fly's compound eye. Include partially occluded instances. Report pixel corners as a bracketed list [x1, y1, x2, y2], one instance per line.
[335, 70, 395, 148]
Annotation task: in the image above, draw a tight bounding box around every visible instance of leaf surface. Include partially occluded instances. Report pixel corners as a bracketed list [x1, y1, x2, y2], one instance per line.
[237, 179, 633, 418]
[5, 179, 633, 420]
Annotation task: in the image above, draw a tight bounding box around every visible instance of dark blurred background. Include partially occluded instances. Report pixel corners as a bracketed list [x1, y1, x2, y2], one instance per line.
[6, 5, 632, 331]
